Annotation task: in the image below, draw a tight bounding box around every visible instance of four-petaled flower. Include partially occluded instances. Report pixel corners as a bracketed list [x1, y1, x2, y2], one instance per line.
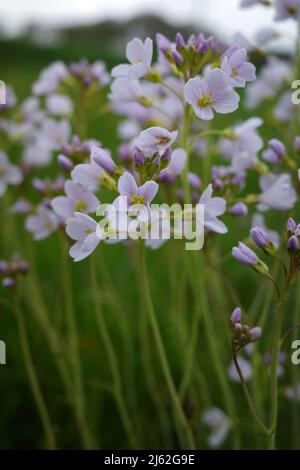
[183, 69, 240, 120]
[112, 37, 153, 80]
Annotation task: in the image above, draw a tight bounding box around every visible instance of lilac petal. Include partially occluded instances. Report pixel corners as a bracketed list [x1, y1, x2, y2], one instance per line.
[71, 163, 102, 191]
[204, 214, 228, 234]
[51, 196, 73, 219]
[183, 77, 202, 103]
[195, 106, 214, 120]
[229, 48, 247, 68]
[205, 197, 227, 217]
[169, 149, 187, 175]
[205, 68, 228, 96]
[138, 180, 159, 204]
[199, 184, 213, 204]
[66, 212, 97, 241]
[111, 64, 131, 78]
[213, 89, 240, 114]
[118, 172, 138, 196]
[126, 38, 145, 63]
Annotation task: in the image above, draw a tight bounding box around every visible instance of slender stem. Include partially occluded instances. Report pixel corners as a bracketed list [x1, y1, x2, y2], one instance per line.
[90, 257, 138, 449]
[193, 252, 241, 449]
[14, 290, 57, 449]
[60, 236, 95, 449]
[138, 242, 196, 449]
[266, 273, 281, 301]
[232, 351, 269, 436]
[268, 264, 295, 449]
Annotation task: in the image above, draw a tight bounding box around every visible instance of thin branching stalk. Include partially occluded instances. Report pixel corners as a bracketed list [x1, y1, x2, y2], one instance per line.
[14, 289, 57, 449]
[90, 256, 138, 449]
[138, 242, 196, 449]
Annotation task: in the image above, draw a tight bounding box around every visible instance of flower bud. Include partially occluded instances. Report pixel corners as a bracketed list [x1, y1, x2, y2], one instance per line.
[249, 327, 262, 342]
[229, 203, 248, 216]
[175, 32, 185, 49]
[294, 136, 300, 154]
[133, 148, 145, 167]
[287, 235, 300, 253]
[231, 307, 242, 324]
[287, 217, 296, 236]
[2, 277, 16, 288]
[58, 154, 74, 171]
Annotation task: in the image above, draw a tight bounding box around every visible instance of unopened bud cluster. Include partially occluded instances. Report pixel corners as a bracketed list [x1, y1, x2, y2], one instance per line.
[0, 255, 29, 289]
[230, 307, 262, 351]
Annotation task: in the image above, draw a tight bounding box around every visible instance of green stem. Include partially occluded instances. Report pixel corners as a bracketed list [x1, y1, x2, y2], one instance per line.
[268, 265, 295, 449]
[193, 252, 241, 449]
[233, 351, 269, 437]
[60, 237, 95, 449]
[138, 242, 196, 449]
[15, 291, 57, 450]
[90, 257, 138, 449]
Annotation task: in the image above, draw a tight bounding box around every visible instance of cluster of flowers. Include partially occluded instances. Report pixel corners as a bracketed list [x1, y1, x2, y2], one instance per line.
[1, 0, 300, 449]
[0, 255, 29, 288]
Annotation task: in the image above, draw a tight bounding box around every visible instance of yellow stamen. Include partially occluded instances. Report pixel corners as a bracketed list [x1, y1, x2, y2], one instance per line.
[75, 200, 88, 211]
[198, 94, 213, 107]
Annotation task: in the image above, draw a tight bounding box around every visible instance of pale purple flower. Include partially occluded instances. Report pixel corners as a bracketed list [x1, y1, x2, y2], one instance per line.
[134, 127, 178, 157]
[258, 173, 296, 211]
[158, 149, 187, 183]
[109, 78, 150, 121]
[38, 118, 71, 151]
[262, 139, 286, 164]
[183, 69, 239, 120]
[118, 120, 140, 140]
[117, 172, 158, 207]
[199, 184, 227, 234]
[112, 37, 153, 80]
[221, 47, 256, 88]
[256, 27, 278, 45]
[285, 381, 300, 402]
[246, 58, 292, 109]
[273, 91, 293, 121]
[10, 198, 33, 215]
[71, 157, 104, 193]
[202, 408, 230, 448]
[21, 96, 44, 124]
[90, 61, 110, 86]
[66, 212, 100, 262]
[51, 180, 99, 221]
[26, 205, 60, 240]
[2, 277, 16, 288]
[219, 118, 263, 168]
[274, 0, 300, 20]
[232, 242, 258, 266]
[22, 144, 52, 168]
[0, 152, 22, 197]
[32, 61, 68, 96]
[46, 94, 73, 116]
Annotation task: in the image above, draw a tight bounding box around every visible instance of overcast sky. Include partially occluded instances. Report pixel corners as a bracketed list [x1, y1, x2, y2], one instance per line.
[0, 0, 296, 47]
